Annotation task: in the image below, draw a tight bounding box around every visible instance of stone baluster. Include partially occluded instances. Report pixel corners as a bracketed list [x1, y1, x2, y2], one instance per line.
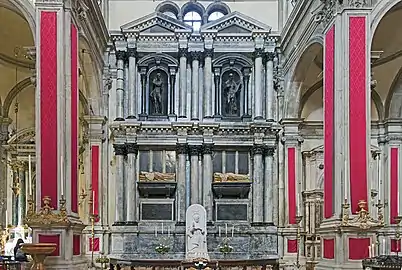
[252, 145, 264, 222]
[204, 49, 214, 118]
[242, 68, 251, 118]
[139, 67, 148, 119]
[127, 48, 137, 119]
[179, 48, 188, 118]
[115, 51, 126, 121]
[214, 67, 221, 117]
[125, 143, 138, 223]
[202, 143, 214, 221]
[189, 145, 201, 204]
[191, 52, 201, 120]
[113, 144, 126, 223]
[265, 52, 275, 121]
[169, 66, 177, 116]
[253, 48, 264, 120]
[264, 146, 275, 223]
[18, 162, 26, 226]
[176, 143, 188, 221]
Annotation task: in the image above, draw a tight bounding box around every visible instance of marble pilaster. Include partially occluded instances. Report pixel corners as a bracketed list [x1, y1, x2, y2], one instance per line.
[125, 143, 138, 223]
[169, 66, 177, 116]
[264, 146, 275, 223]
[127, 48, 137, 119]
[214, 67, 221, 117]
[253, 48, 264, 120]
[115, 51, 126, 121]
[113, 144, 126, 223]
[191, 52, 200, 120]
[202, 143, 213, 221]
[242, 68, 251, 118]
[139, 67, 147, 118]
[252, 145, 264, 222]
[179, 48, 188, 118]
[265, 53, 275, 121]
[189, 145, 201, 204]
[204, 49, 213, 118]
[17, 163, 26, 226]
[176, 143, 187, 221]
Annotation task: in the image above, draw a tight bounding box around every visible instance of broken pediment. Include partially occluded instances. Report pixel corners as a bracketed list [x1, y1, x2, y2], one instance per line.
[201, 11, 271, 33]
[120, 12, 192, 33]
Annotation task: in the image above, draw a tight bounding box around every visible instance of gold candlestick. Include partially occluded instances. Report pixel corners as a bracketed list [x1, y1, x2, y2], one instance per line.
[295, 215, 303, 269]
[90, 213, 98, 267]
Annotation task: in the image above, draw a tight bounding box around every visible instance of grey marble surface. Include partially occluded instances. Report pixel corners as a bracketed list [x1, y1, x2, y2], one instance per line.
[110, 223, 278, 260]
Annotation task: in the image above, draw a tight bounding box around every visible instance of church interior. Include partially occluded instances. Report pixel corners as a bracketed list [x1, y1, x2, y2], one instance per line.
[1, 0, 402, 270]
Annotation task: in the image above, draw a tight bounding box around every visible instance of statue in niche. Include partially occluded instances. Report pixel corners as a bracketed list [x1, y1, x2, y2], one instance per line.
[186, 204, 209, 260]
[222, 72, 242, 116]
[149, 70, 168, 115]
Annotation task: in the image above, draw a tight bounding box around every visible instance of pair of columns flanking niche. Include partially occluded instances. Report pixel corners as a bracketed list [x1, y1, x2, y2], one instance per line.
[114, 48, 277, 121]
[112, 142, 276, 224]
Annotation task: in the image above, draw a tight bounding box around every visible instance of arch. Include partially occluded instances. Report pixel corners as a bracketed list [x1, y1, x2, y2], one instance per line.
[3, 77, 33, 117]
[155, 1, 180, 18]
[138, 53, 179, 66]
[371, 89, 384, 120]
[205, 2, 231, 18]
[385, 65, 402, 118]
[371, 0, 402, 41]
[180, 1, 206, 21]
[79, 90, 90, 116]
[5, 0, 36, 41]
[213, 53, 253, 67]
[298, 79, 322, 118]
[7, 126, 35, 144]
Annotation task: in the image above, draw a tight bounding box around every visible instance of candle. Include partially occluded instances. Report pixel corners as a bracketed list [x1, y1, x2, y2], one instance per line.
[161, 223, 164, 234]
[28, 155, 32, 196]
[383, 239, 386, 255]
[225, 224, 228, 237]
[378, 154, 381, 201]
[92, 191, 95, 215]
[218, 226, 221, 237]
[296, 194, 300, 215]
[368, 246, 372, 258]
[231, 226, 234, 238]
[372, 243, 375, 257]
[345, 158, 348, 201]
[155, 226, 157, 237]
[5, 210, 7, 227]
[168, 227, 170, 237]
[60, 157, 64, 196]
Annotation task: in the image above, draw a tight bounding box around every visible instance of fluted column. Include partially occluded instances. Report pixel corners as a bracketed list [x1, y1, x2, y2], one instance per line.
[115, 51, 126, 121]
[189, 145, 201, 204]
[176, 143, 187, 221]
[169, 67, 177, 116]
[214, 67, 221, 117]
[191, 52, 200, 120]
[254, 48, 264, 120]
[252, 145, 264, 222]
[125, 143, 138, 223]
[113, 144, 126, 223]
[242, 68, 251, 118]
[139, 67, 148, 119]
[18, 162, 26, 226]
[204, 49, 213, 118]
[179, 48, 188, 118]
[266, 52, 275, 121]
[127, 48, 137, 119]
[202, 144, 213, 221]
[264, 146, 275, 223]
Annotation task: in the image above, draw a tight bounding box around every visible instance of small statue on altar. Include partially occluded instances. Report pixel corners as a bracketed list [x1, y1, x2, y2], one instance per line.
[186, 204, 209, 260]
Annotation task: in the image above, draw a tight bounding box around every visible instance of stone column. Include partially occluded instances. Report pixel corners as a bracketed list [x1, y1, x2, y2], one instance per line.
[242, 68, 251, 118]
[265, 52, 275, 121]
[204, 49, 213, 118]
[254, 48, 264, 120]
[214, 67, 221, 117]
[252, 145, 264, 222]
[179, 48, 188, 118]
[176, 143, 187, 221]
[113, 144, 126, 223]
[264, 146, 275, 223]
[202, 143, 213, 221]
[115, 51, 126, 121]
[169, 66, 177, 116]
[127, 48, 137, 119]
[139, 67, 148, 119]
[125, 143, 138, 223]
[191, 52, 200, 120]
[189, 145, 201, 204]
[17, 162, 26, 226]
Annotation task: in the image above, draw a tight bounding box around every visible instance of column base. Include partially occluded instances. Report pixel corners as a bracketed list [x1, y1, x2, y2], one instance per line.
[254, 116, 265, 121]
[126, 115, 137, 120]
[214, 115, 222, 121]
[114, 117, 125, 121]
[168, 114, 177, 121]
[139, 114, 148, 121]
[242, 114, 252, 122]
[266, 118, 275, 122]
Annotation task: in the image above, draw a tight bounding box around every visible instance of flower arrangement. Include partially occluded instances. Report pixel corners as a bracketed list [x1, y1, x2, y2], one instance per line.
[155, 243, 170, 254]
[219, 238, 233, 254]
[95, 256, 110, 264]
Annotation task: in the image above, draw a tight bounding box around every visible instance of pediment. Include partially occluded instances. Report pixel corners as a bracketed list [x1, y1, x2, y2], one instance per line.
[121, 12, 192, 33]
[201, 11, 271, 33]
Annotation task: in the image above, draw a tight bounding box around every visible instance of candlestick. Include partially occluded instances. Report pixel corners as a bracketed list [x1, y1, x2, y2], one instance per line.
[225, 224, 228, 237]
[28, 155, 32, 196]
[231, 226, 234, 238]
[92, 191, 95, 215]
[371, 243, 375, 257]
[5, 210, 7, 226]
[345, 159, 348, 201]
[378, 154, 381, 201]
[155, 226, 157, 237]
[368, 246, 372, 258]
[383, 239, 386, 255]
[61, 156, 64, 196]
[161, 223, 164, 234]
[218, 226, 221, 237]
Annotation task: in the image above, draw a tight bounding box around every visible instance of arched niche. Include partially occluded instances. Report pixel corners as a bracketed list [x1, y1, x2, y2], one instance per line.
[180, 1, 206, 24]
[155, 1, 181, 19]
[148, 68, 169, 116]
[221, 69, 242, 117]
[205, 2, 231, 22]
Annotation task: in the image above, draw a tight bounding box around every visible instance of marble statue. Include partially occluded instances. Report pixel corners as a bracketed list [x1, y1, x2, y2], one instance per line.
[139, 171, 176, 182]
[150, 72, 164, 114]
[213, 172, 250, 182]
[223, 73, 242, 115]
[186, 204, 209, 260]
